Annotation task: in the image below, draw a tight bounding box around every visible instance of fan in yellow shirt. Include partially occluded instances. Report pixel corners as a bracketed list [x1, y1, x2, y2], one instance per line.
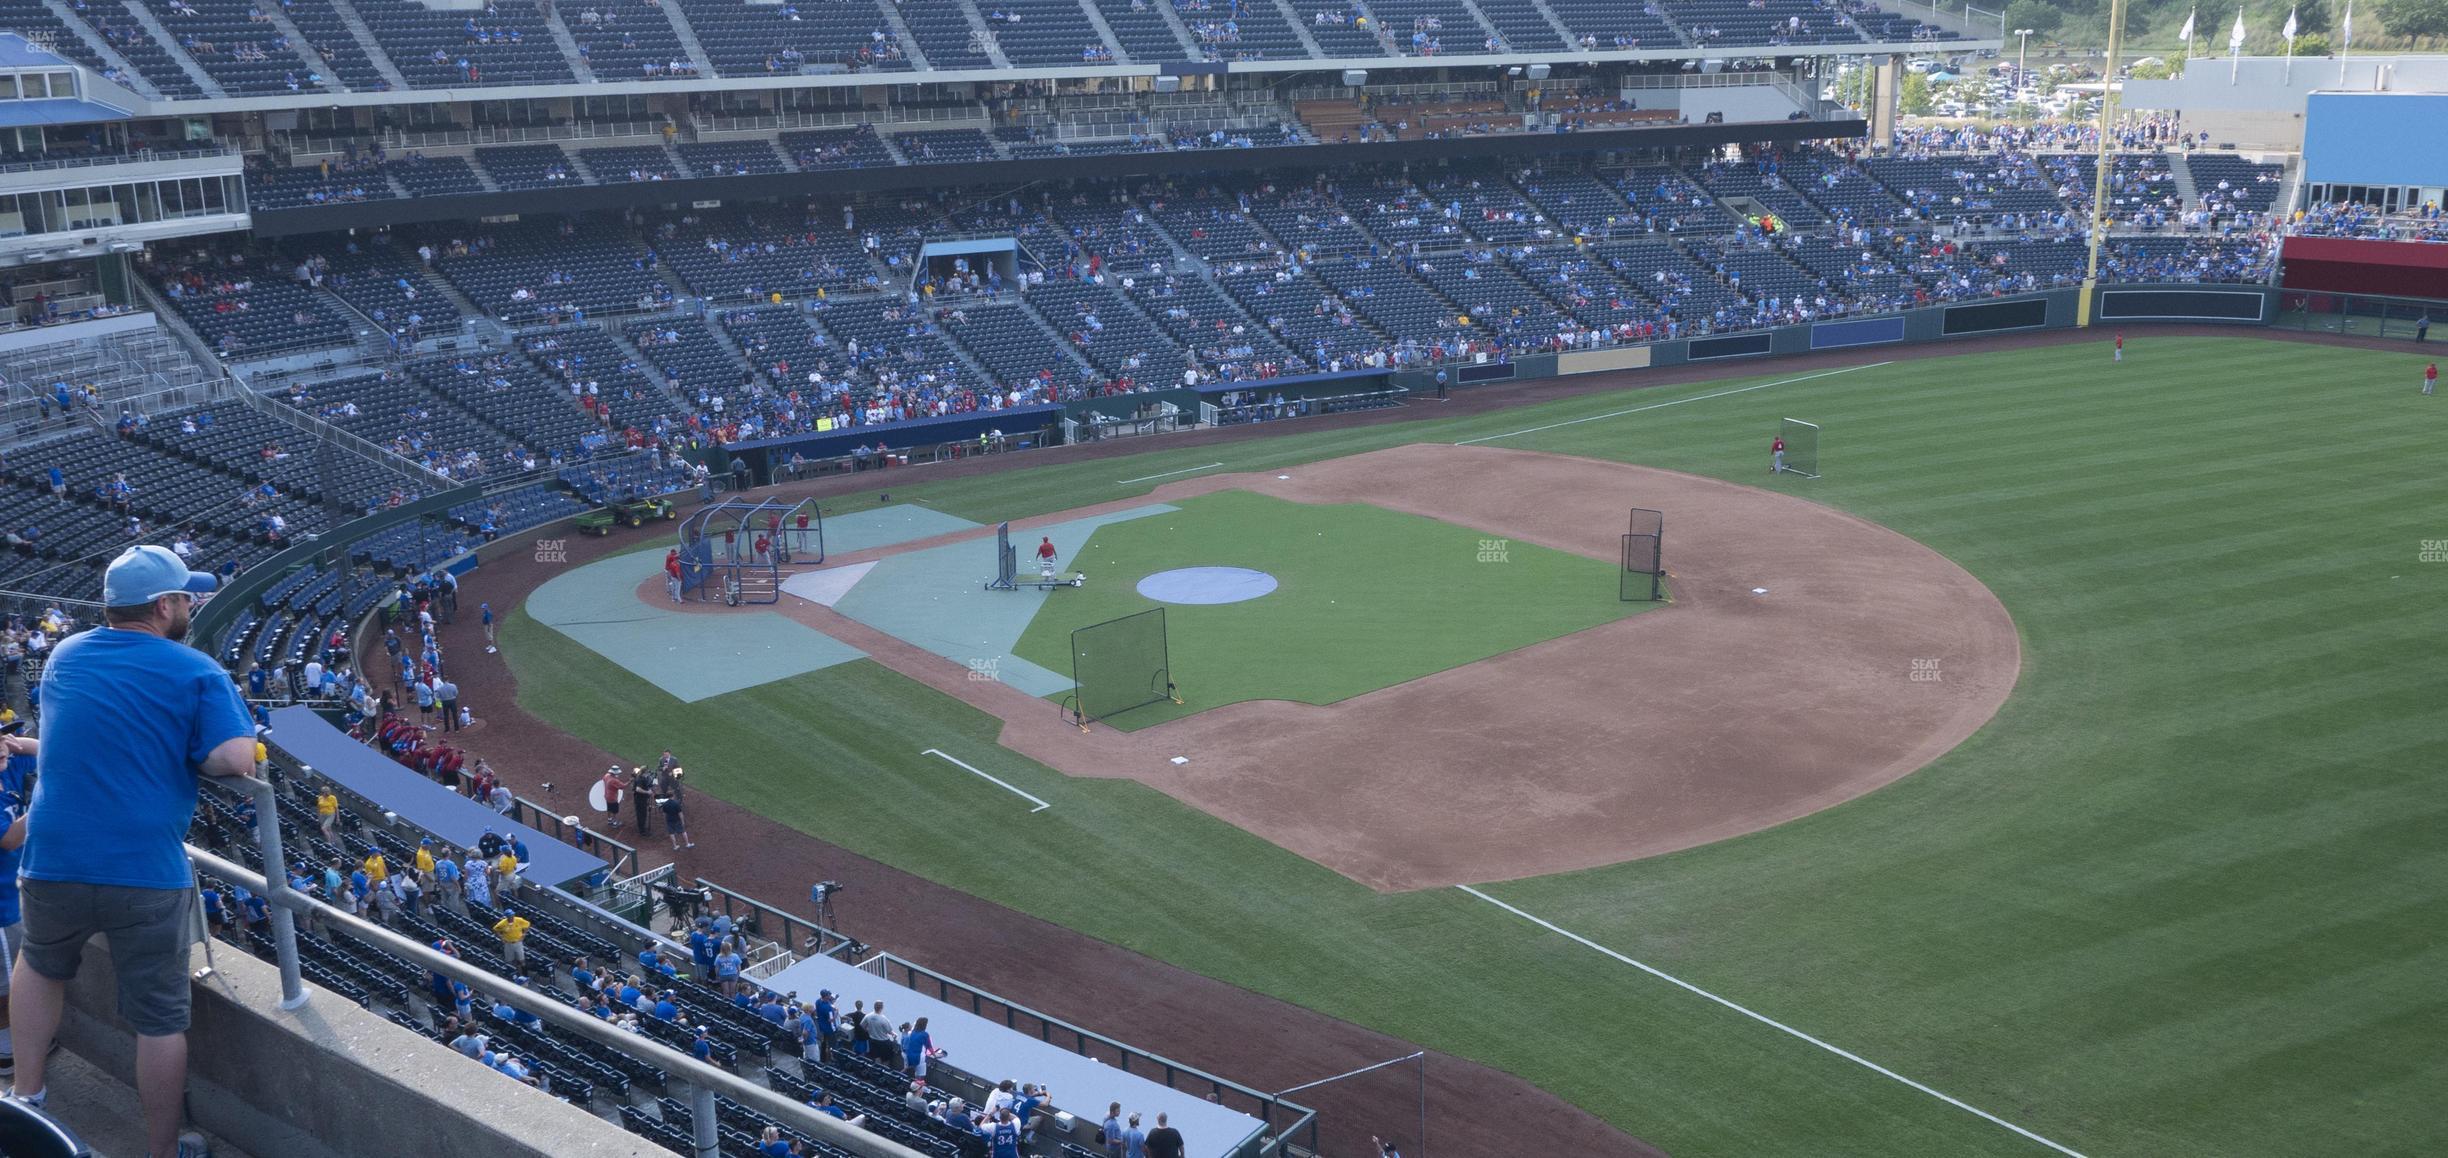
[361, 850, 388, 885]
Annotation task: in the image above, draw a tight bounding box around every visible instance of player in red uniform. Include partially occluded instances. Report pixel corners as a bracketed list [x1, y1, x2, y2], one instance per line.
[2114, 333, 2124, 362]
[1036, 536, 1058, 580]
[1770, 435, 1786, 474]
[2426, 362, 2437, 395]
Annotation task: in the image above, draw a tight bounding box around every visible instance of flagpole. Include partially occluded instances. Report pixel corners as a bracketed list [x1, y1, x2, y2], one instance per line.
[2230, 6, 2244, 85]
[2283, 5, 2297, 83]
[2341, 0, 2353, 83]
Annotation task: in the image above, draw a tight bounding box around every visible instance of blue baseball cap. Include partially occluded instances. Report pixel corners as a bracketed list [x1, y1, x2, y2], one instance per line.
[103, 545, 217, 607]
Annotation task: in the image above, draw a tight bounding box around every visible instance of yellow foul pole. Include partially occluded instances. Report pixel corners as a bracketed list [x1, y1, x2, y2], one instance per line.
[2078, 0, 2131, 327]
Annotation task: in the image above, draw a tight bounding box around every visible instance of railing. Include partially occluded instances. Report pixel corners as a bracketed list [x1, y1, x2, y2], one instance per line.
[187, 774, 924, 1158]
[0, 145, 239, 176]
[1202, 386, 1408, 426]
[225, 374, 456, 494]
[858, 950, 1317, 1156]
[687, 877, 859, 978]
[383, 119, 664, 152]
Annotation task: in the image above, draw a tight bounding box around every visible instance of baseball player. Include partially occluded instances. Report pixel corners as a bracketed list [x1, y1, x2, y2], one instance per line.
[1770, 435, 1785, 474]
[2425, 362, 2437, 396]
[1035, 537, 1058, 582]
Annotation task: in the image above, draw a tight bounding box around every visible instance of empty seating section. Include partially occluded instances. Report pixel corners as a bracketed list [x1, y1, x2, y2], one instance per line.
[430, 223, 665, 323]
[1599, 238, 1746, 330]
[1217, 267, 1385, 366]
[1301, 4, 1383, 56]
[1127, 274, 1302, 375]
[655, 208, 880, 303]
[300, 243, 462, 335]
[1092, 0, 1191, 61]
[1785, 234, 1915, 303]
[675, 139, 787, 177]
[625, 315, 741, 405]
[1413, 255, 1569, 348]
[2184, 154, 2283, 213]
[149, 0, 325, 95]
[560, 0, 695, 81]
[475, 144, 582, 190]
[985, 0, 1112, 67]
[402, 352, 597, 457]
[1542, 0, 1677, 48]
[1781, 152, 1911, 224]
[76, 4, 206, 97]
[893, 129, 998, 163]
[1510, 249, 1659, 331]
[152, 261, 355, 355]
[1154, 195, 1282, 264]
[1367, 0, 1489, 55]
[246, 161, 397, 209]
[1249, 193, 1376, 259]
[1472, 0, 1569, 50]
[518, 325, 689, 437]
[294, 370, 515, 474]
[898, 1, 993, 69]
[1667, 0, 1857, 46]
[780, 127, 895, 170]
[1419, 172, 1557, 245]
[1691, 156, 1825, 226]
[720, 306, 835, 394]
[1614, 164, 1734, 233]
[1029, 278, 1185, 388]
[1515, 168, 1635, 236]
[578, 144, 681, 182]
[1685, 238, 1816, 310]
[388, 154, 486, 198]
[1316, 259, 1475, 342]
[281, 0, 391, 90]
[1355, 183, 1471, 254]
[940, 303, 1087, 396]
[350, 0, 572, 87]
[673, 0, 908, 76]
[1175, 0, 1306, 60]
[1048, 197, 1173, 271]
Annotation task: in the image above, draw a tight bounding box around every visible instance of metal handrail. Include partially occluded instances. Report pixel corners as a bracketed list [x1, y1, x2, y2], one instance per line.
[190, 779, 925, 1158]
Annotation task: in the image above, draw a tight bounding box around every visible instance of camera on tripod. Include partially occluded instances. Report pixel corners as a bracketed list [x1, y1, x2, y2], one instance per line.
[809, 880, 845, 904]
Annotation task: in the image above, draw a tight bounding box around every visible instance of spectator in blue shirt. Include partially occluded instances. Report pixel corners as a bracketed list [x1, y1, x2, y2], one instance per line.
[9, 546, 248, 1158]
[689, 1025, 713, 1062]
[902, 1016, 933, 1078]
[812, 990, 838, 1063]
[653, 990, 679, 1020]
[0, 736, 32, 1074]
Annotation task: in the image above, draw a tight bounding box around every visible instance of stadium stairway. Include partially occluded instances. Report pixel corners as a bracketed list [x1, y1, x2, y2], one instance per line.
[37, 0, 160, 97]
[254, 2, 344, 89]
[876, 0, 931, 69]
[654, 0, 718, 78]
[1076, 0, 1132, 64]
[323, 0, 410, 90]
[956, 0, 1014, 69]
[115, 1, 226, 97]
[1448, 0, 1509, 46]
[1266, 0, 1331, 56]
[1144, 0, 1205, 58]
[2168, 159, 2200, 211]
[541, 6, 597, 83]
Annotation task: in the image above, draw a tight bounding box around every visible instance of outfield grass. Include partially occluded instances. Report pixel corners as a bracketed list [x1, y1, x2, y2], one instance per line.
[1005, 490, 1647, 727]
[511, 336, 2448, 1157]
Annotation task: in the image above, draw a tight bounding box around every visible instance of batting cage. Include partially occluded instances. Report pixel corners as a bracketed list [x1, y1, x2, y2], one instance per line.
[676, 498, 822, 605]
[1621, 507, 1665, 602]
[984, 521, 1084, 591]
[1778, 418, 1821, 479]
[1067, 607, 1178, 728]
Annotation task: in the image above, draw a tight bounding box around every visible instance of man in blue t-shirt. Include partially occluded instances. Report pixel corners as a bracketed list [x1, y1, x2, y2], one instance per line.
[0, 732, 34, 1077]
[10, 546, 253, 1158]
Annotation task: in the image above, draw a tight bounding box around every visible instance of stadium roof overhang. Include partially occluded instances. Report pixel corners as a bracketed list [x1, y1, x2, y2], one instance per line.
[248, 114, 1865, 238]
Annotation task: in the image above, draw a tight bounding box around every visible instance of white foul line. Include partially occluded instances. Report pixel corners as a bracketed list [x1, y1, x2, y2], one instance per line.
[921, 748, 1051, 813]
[1118, 462, 1224, 485]
[1455, 362, 1891, 446]
[1457, 885, 2086, 1158]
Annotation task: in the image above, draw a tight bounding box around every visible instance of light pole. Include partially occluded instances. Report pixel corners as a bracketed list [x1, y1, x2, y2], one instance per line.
[2015, 28, 2035, 118]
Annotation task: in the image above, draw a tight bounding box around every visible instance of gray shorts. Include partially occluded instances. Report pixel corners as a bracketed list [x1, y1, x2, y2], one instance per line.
[0, 919, 19, 997]
[19, 879, 194, 1037]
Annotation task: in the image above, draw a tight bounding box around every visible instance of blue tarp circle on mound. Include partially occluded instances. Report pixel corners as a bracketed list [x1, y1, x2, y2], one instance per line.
[1135, 566, 1279, 605]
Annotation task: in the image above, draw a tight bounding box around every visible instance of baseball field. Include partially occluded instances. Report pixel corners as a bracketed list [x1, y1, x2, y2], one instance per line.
[498, 334, 2448, 1157]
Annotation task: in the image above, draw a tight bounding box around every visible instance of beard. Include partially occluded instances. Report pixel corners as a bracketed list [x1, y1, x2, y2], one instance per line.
[164, 601, 192, 642]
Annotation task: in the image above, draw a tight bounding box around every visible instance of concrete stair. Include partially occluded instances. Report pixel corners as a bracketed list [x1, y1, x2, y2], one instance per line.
[876, 0, 930, 68]
[1149, 0, 1207, 58]
[656, 0, 719, 77]
[1449, 0, 1506, 48]
[1073, 0, 1130, 63]
[253, 0, 347, 89]
[957, 0, 1014, 68]
[540, 6, 597, 82]
[116, 0, 227, 95]
[1522, 0, 1579, 48]
[39, 0, 164, 98]
[1266, 0, 1328, 58]
[322, 0, 412, 90]
[2168, 154, 2201, 208]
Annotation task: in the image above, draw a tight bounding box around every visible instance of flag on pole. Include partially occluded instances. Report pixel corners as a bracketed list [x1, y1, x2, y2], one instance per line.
[2282, 7, 2299, 42]
[2229, 7, 2247, 53]
[2178, 8, 2196, 59]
